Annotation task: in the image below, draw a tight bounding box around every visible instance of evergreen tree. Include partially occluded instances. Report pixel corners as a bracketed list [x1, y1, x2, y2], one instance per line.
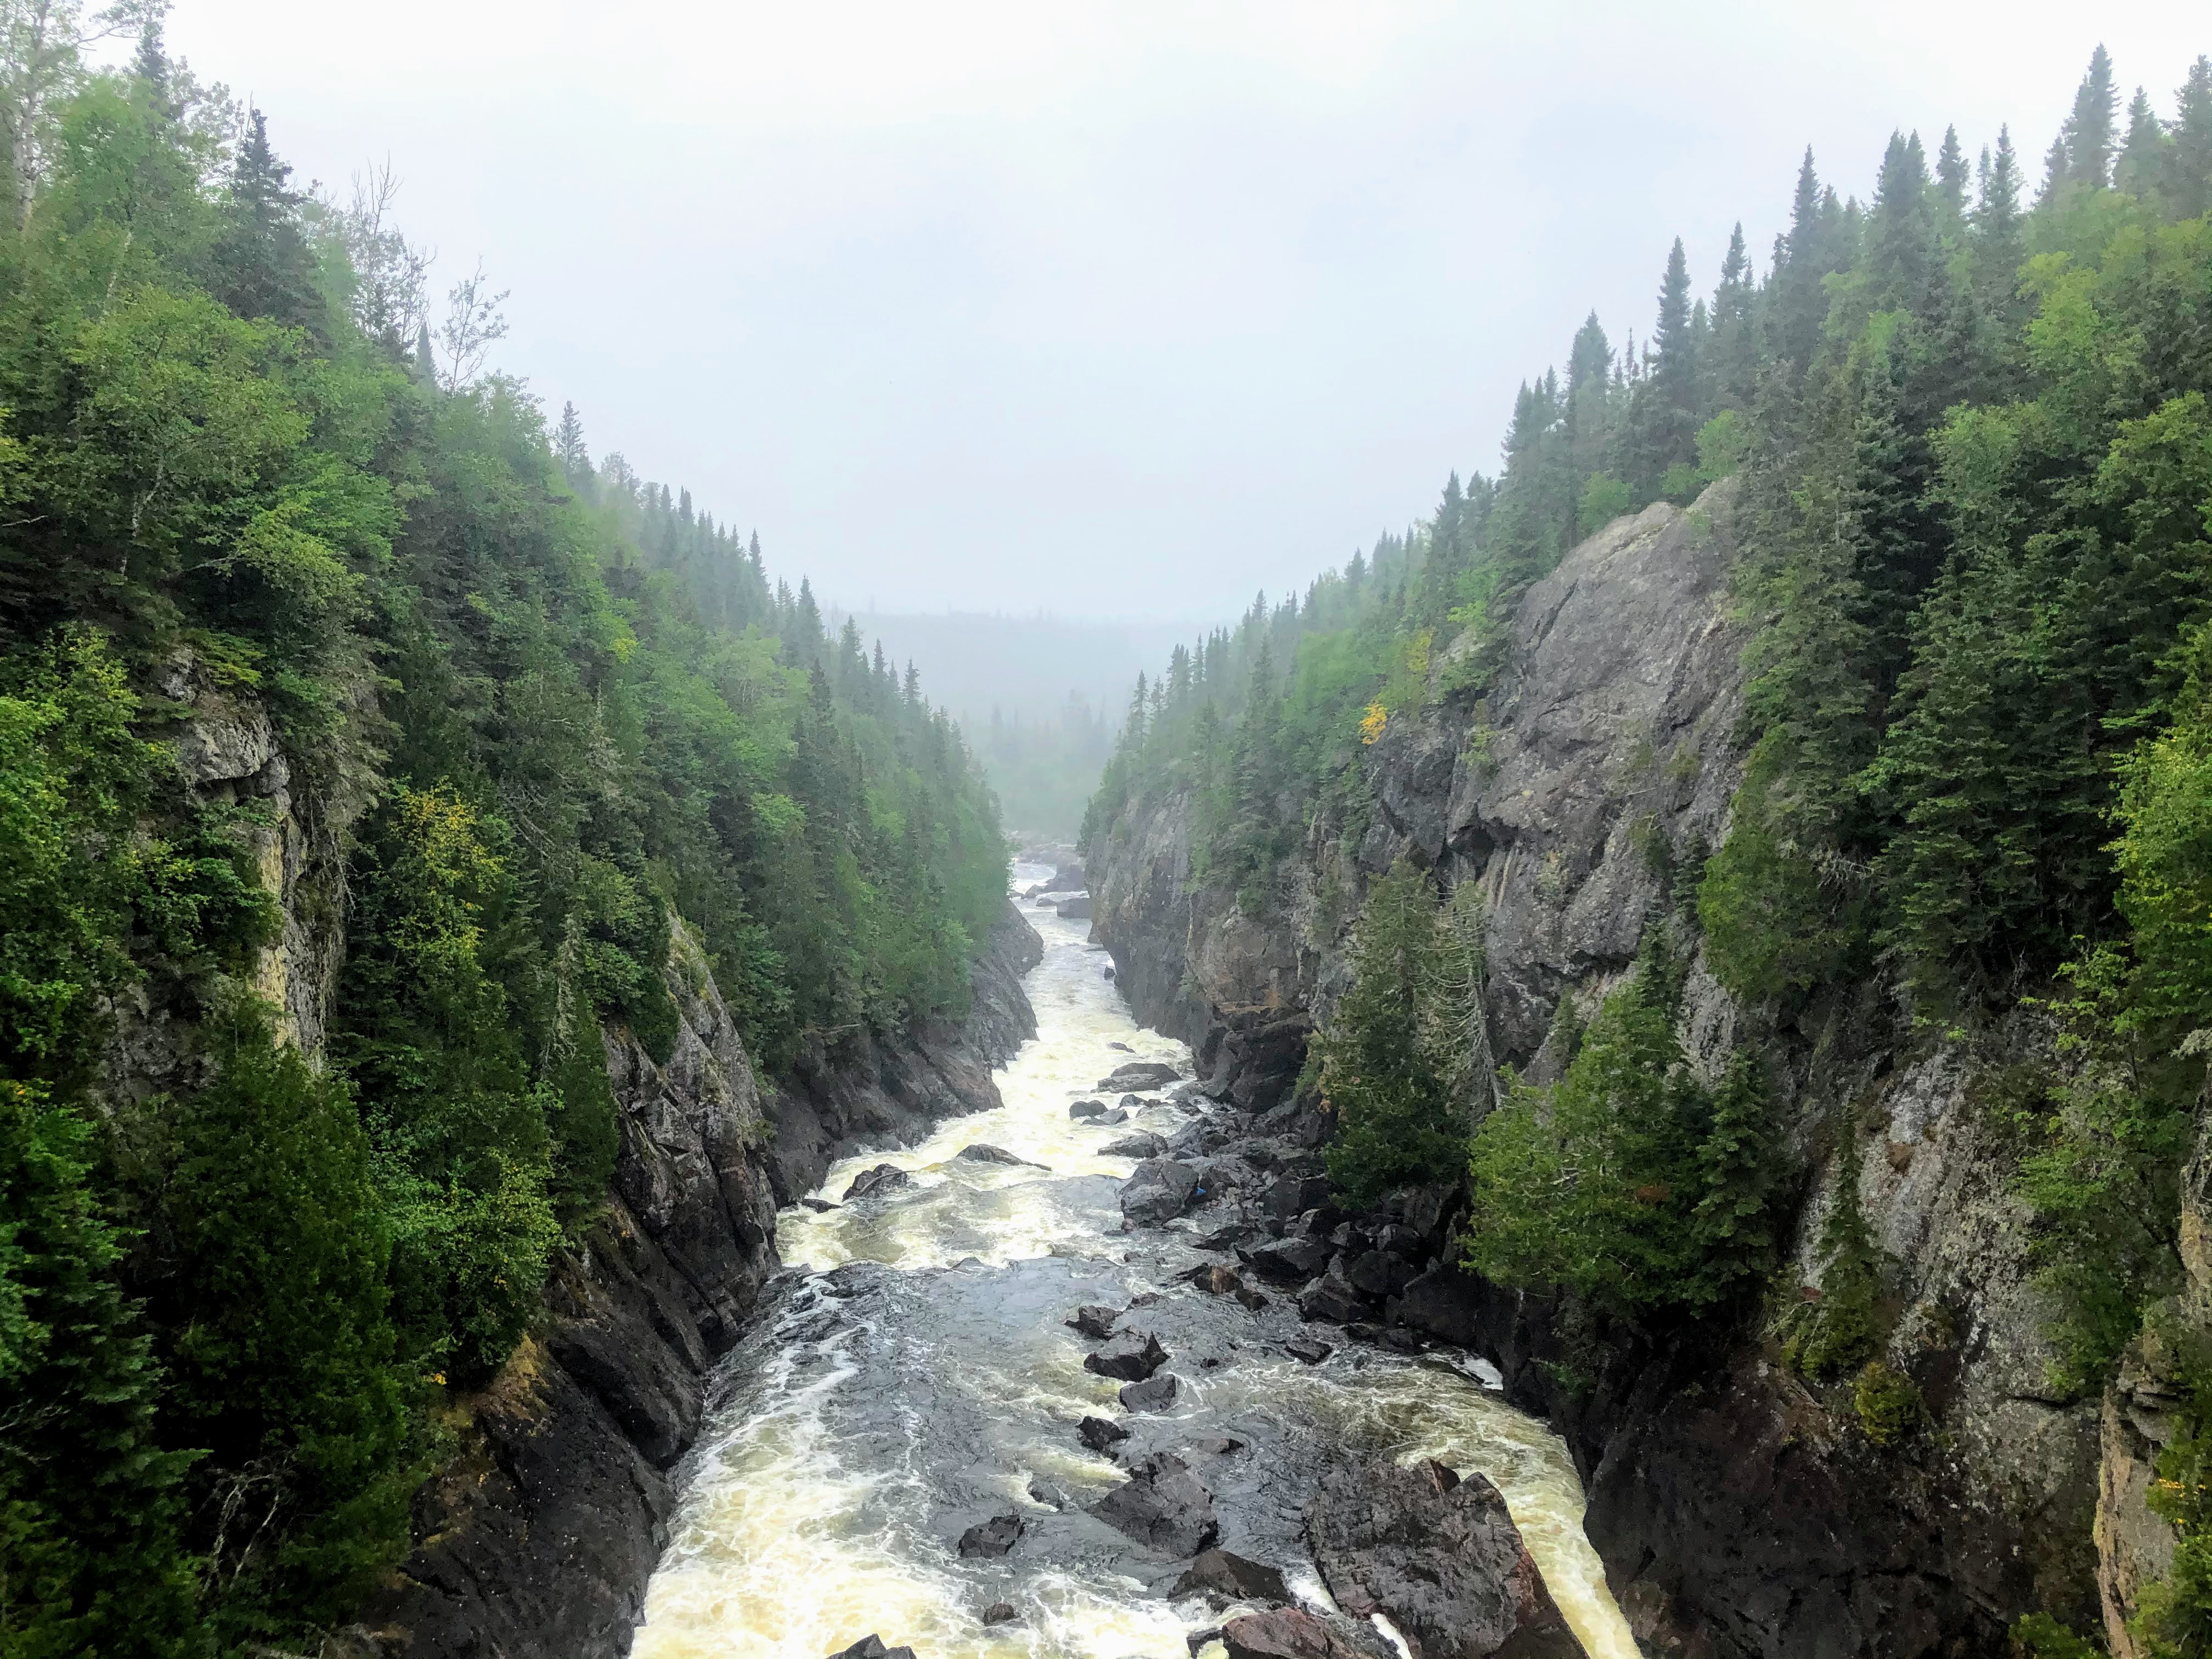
[208, 110, 326, 337]
[2063, 45, 2120, 189]
[2117, 87, 2167, 198]
[2164, 57, 2212, 222]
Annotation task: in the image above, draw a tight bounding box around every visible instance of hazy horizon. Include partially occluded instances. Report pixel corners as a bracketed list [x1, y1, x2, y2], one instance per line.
[166, 2, 2205, 623]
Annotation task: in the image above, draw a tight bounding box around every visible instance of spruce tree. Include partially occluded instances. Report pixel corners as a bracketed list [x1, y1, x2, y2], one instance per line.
[2164, 57, 2212, 221]
[2117, 88, 2167, 197]
[208, 110, 327, 337]
[2063, 45, 2119, 189]
[1935, 125, 1969, 231]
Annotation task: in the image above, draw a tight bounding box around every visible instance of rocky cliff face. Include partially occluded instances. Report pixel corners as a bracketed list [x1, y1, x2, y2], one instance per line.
[1087, 484, 2110, 1656]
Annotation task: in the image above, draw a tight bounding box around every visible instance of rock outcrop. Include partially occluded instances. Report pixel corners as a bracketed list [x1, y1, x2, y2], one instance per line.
[1308, 1453, 1585, 1659]
[756, 899, 1043, 1200]
[1085, 484, 2110, 1655]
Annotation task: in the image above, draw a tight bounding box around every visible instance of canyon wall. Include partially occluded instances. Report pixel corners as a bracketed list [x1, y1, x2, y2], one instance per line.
[1086, 485, 2113, 1657]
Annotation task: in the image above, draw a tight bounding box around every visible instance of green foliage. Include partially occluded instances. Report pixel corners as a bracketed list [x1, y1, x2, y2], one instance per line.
[2010, 1612, 2102, 1659]
[0, 39, 1010, 1650]
[1774, 1160, 1882, 1380]
[2134, 1338, 2212, 1656]
[1852, 1358, 1923, 1444]
[1321, 861, 1478, 1206]
[0, 1080, 204, 1659]
[146, 1002, 414, 1637]
[1464, 948, 1779, 1319]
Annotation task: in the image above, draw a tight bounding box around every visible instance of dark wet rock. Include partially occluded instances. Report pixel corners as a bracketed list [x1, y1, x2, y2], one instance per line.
[1220, 1609, 1393, 1659]
[1188, 1630, 1224, 1656]
[1175, 1547, 1291, 1606]
[1109, 1041, 1133, 1052]
[1027, 1475, 1073, 1510]
[1085, 1331, 1170, 1382]
[1056, 894, 1094, 919]
[1070, 1099, 1109, 1119]
[1119, 1093, 1148, 1109]
[1241, 1234, 1332, 1282]
[1104, 965, 1116, 980]
[1099, 1061, 1182, 1092]
[1088, 1452, 1219, 1556]
[981, 1601, 1018, 1627]
[1120, 1158, 1201, 1226]
[957, 1513, 1024, 1558]
[1096, 1107, 1131, 1126]
[1119, 1373, 1180, 1412]
[1299, 1267, 1365, 1326]
[1188, 1263, 1244, 1296]
[1068, 1304, 1121, 1340]
[1266, 1172, 1333, 1219]
[830, 1637, 917, 1659]
[1285, 1335, 1333, 1365]
[1079, 1414, 1132, 1453]
[842, 1163, 912, 1201]
[1101, 1131, 1168, 1159]
[1346, 1250, 1418, 1299]
[1234, 1285, 1270, 1312]
[1308, 1454, 1585, 1658]
[955, 1143, 1043, 1168]
[800, 1197, 840, 1212]
[1199, 1224, 1251, 1252]
[1187, 1436, 1246, 1455]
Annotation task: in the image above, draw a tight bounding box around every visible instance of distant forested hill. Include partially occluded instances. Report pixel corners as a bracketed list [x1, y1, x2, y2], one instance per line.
[0, 18, 1003, 1654]
[834, 608, 1194, 838]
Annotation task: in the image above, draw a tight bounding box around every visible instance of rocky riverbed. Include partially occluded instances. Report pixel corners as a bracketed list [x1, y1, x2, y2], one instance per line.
[630, 868, 1633, 1659]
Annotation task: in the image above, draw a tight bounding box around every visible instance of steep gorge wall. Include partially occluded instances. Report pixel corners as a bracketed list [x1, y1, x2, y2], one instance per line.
[140, 659, 1042, 1659]
[1087, 485, 2108, 1657]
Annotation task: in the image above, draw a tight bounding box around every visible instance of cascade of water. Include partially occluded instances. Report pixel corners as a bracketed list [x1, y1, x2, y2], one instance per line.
[635, 865, 1637, 1659]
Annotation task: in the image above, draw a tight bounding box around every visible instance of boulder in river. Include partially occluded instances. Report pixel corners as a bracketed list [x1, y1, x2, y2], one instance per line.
[1120, 1157, 1200, 1226]
[957, 1513, 1024, 1558]
[1307, 1454, 1587, 1658]
[1099, 1061, 1182, 1092]
[800, 1197, 840, 1212]
[842, 1164, 912, 1201]
[1079, 1414, 1131, 1453]
[1284, 1335, 1333, 1365]
[1109, 1041, 1132, 1052]
[1299, 1267, 1365, 1325]
[1174, 1547, 1291, 1605]
[1119, 1373, 1179, 1412]
[1100, 1131, 1167, 1159]
[1240, 1234, 1332, 1282]
[981, 1602, 1018, 1626]
[1188, 1263, 1243, 1296]
[1084, 1330, 1169, 1381]
[1068, 1304, 1120, 1339]
[1094, 1107, 1130, 1126]
[1027, 1475, 1074, 1509]
[955, 1143, 1043, 1168]
[1069, 1099, 1109, 1119]
[1220, 1610, 1393, 1659]
[1055, 894, 1093, 919]
[1087, 1451, 1218, 1556]
[828, 1639, 918, 1659]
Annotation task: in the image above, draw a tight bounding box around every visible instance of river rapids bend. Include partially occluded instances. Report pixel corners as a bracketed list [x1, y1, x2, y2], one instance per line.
[632, 865, 1637, 1659]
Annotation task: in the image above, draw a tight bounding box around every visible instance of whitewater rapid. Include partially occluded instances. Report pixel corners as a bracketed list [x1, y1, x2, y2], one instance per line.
[633, 865, 1637, 1659]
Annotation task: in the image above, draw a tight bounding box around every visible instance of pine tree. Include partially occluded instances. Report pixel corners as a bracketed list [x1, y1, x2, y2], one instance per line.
[1710, 224, 1758, 414]
[1868, 131, 1939, 317]
[1638, 237, 1700, 493]
[553, 403, 591, 489]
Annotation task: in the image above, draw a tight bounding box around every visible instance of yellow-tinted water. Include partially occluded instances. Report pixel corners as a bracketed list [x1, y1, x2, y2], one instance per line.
[634, 866, 1637, 1659]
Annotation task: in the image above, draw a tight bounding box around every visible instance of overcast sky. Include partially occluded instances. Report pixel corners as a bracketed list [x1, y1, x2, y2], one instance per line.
[165, 2, 2203, 622]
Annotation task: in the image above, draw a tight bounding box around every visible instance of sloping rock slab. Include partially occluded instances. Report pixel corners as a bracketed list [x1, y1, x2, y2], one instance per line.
[1222, 1610, 1396, 1659]
[1121, 1158, 1201, 1226]
[1088, 1452, 1218, 1556]
[1307, 1454, 1585, 1658]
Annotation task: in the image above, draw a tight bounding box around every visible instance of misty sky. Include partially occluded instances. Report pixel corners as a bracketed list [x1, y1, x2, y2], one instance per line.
[167, 2, 2202, 622]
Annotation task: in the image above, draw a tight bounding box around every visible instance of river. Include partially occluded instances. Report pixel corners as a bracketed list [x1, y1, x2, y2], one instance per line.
[633, 865, 1638, 1659]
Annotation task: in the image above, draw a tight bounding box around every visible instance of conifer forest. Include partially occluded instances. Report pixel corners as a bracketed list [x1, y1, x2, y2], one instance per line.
[4, 9, 2212, 1659]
